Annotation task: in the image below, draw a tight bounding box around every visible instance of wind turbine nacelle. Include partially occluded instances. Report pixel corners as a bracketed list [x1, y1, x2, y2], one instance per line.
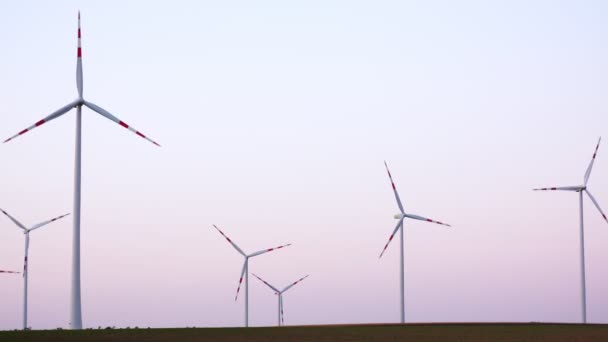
[394, 213, 404, 219]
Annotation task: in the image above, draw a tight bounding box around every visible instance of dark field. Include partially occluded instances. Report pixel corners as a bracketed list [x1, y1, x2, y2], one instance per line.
[1, 323, 607, 342]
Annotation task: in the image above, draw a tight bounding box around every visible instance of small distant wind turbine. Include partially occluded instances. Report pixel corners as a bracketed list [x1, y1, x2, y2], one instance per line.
[0, 208, 69, 330]
[3, 13, 160, 329]
[534, 137, 607, 324]
[211, 225, 291, 327]
[252, 273, 309, 326]
[379, 161, 452, 324]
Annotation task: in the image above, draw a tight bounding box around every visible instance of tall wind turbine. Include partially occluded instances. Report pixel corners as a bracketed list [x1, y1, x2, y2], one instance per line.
[211, 225, 291, 327]
[534, 137, 607, 323]
[379, 161, 452, 323]
[3, 13, 160, 329]
[1, 208, 69, 330]
[252, 273, 309, 326]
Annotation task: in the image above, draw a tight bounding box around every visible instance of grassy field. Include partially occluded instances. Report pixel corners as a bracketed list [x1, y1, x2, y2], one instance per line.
[1, 323, 607, 342]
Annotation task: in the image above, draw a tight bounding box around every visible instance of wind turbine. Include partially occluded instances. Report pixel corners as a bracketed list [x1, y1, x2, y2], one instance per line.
[534, 137, 607, 324]
[252, 273, 309, 326]
[379, 161, 452, 324]
[0, 208, 69, 330]
[3, 13, 160, 329]
[211, 225, 291, 327]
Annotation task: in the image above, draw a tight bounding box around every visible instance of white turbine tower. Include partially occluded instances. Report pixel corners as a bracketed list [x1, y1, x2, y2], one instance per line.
[3, 13, 160, 329]
[379, 161, 452, 324]
[1, 208, 69, 330]
[211, 225, 291, 327]
[534, 137, 607, 324]
[252, 273, 309, 326]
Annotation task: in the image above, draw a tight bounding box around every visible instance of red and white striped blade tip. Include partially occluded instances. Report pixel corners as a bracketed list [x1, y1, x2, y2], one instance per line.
[426, 219, 451, 227]
[379, 237, 395, 259]
[117, 120, 161, 147]
[212, 225, 236, 244]
[268, 243, 291, 251]
[235, 277, 244, 301]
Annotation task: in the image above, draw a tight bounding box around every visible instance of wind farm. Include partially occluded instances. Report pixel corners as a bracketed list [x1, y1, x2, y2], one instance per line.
[211, 225, 291, 327]
[2, 3, 608, 341]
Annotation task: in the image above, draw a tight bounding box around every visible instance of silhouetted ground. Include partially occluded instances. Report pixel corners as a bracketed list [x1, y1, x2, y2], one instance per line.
[1, 323, 607, 341]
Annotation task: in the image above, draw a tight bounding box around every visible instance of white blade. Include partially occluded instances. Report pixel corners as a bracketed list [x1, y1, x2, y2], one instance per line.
[585, 190, 608, 223]
[252, 273, 280, 293]
[29, 213, 70, 231]
[249, 243, 292, 257]
[211, 225, 246, 256]
[533, 186, 584, 191]
[384, 161, 405, 213]
[280, 297, 284, 325]
[0, 270, 19, 274]
[405, 213, 452, 227]
[76, 11, 83, 97]
[23, 235, 29, 277]
[235, 261, 247, 301]
[84, 101, 161, 147]
[0, 208, 26, 230]
[3, 100, 79, 143]
[379, 217, 405, 258]
[584, 137, 601, 185]
[282, 275, 309, 293]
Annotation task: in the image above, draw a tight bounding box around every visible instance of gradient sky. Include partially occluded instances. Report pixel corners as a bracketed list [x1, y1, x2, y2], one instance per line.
[1, 0, 608, 330]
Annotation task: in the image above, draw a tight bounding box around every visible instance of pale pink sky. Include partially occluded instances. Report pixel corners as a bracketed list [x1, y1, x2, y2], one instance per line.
[1, 0, 608, 330]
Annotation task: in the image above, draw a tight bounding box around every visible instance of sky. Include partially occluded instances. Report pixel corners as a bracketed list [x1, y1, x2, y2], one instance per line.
[1, 0, 608, 330]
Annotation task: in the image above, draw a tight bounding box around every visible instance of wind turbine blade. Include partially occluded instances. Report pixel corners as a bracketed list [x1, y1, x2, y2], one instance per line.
[0, 209, 27, 230]
[83, 101, 161, 147]
[379, 217, 405, 258]
[405, 213, 452, 227]
[0, 270, 19, 274]
[584, 137, 601, 185]
[3, 100, 79, 143]
[76, 11, 83, 97]
[282, 275, 309, 292]
[211, 225, 246, 256]
[281, 298, 284, 325]
[235, 261, 247, 301]
[585, 190, 608, 223]
[29, 213, 70, 231]
[384, 161, 405, 213]
[249, 243, 292, 257]
[252, 273, 280, 293]
[533, 186, 584, 191]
